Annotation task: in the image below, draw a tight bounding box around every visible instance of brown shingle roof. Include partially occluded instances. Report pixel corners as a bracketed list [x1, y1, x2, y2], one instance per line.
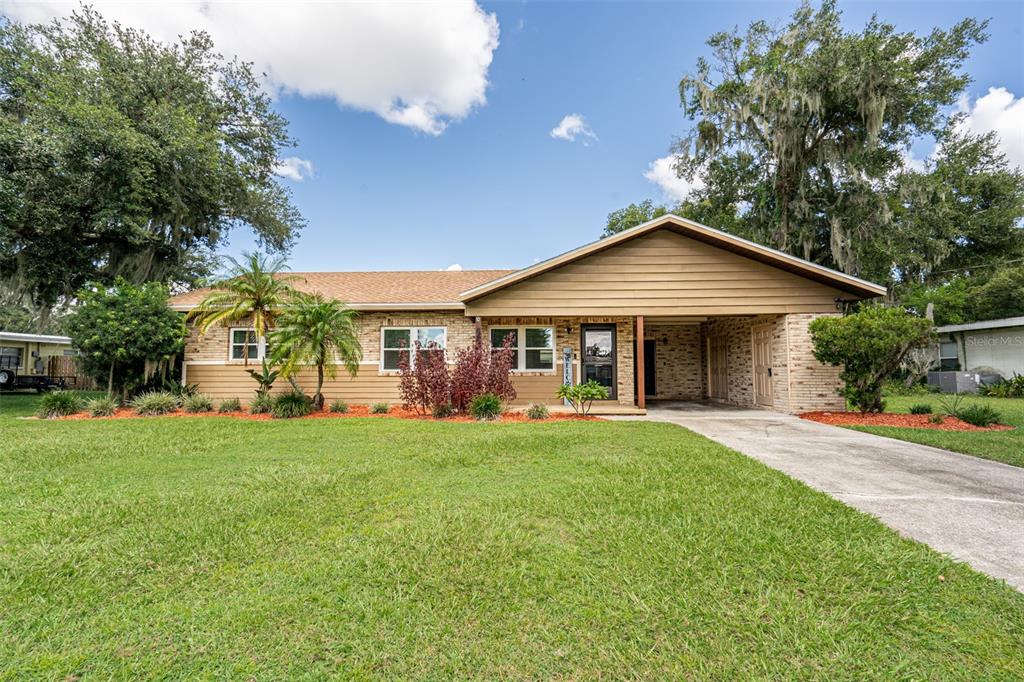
[168, 270, 515, 309]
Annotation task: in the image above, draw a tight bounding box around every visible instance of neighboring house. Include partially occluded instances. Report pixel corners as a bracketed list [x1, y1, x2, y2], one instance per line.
[935, 316, 1024, 379]
[0, 331, 85, 388]
[169, 215, 885, 414]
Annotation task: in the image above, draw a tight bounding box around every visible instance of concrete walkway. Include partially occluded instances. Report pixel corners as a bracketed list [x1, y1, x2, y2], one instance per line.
[620, 402, 1024, 591]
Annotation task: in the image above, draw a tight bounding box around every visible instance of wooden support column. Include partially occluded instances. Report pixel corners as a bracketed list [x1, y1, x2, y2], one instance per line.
[636, 315, 645, 409]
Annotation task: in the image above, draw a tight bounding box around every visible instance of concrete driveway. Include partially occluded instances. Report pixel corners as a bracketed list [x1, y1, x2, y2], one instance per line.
[625, 402, 1024, 591]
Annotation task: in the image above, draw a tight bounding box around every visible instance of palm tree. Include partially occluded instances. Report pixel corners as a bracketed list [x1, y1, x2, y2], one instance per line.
[269, 292, 362, 408]
[187, 252, 300, 365]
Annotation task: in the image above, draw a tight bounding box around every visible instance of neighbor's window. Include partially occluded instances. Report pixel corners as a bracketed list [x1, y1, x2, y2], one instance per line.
[229, 328, 267, 361]
[489, 326, 554, 371]
[0, 346, 22, 369]
[938, 340, 959, 371]
[381, 327, 446, 371]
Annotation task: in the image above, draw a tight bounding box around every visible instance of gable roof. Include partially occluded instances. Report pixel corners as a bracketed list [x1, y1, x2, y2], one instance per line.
[459, 214, 886, 301]
[167, 270, 515, 311]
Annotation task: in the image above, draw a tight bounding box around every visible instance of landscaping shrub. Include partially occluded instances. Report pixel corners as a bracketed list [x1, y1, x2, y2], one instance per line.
[182, 393, 214, 413]
[909, 403, 933, 414]
[370, 402, 389, 414]
[526, 403, 549, 420]
[271, 392, 312, 419]
[809, 305, 934, 413]
[978, 373, 1024, 399]
[249, 393, 272, 415]
[329, 399, 349, 414]
[938, 393, 965, 418]
[470, 393, 502, 421]
[450, 333, 516, 412]
[556, 380, 609, 416]
[431, 403, 455, 419]
[929, 413, 945, 424]
[218, 397, 241, 413]
[956, 404, 1002, 428]
[131, 391, 179, 416]
[87, 396, 118, 417]
[398, 341, 450, 415]
[37, 390, 83, 419]
[883, 378, 930, 397]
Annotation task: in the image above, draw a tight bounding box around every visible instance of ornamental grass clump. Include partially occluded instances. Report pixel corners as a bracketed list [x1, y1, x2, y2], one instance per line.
[87, 396, 118, 417]
[370, 402, 390, 414]
[249, 393, 272, 415]
[182, 393, 214, 413]
[526, 403, 549, 420]
[909, 403, 932, 414]
[329, 399, 349, 414]
[470, 393, 502, 421]
[36, 390, 83, 419]
[218, 397, 241, 413]
[271, 392, 312, 419]
[131, 391, 179, 416]
[956, 404, 1002, 428]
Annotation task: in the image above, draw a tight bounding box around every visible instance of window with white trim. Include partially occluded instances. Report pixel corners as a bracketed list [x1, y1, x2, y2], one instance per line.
[381, 327, 446, 371]
[489, 326, 555, 371]
[229, 328, 268, 361]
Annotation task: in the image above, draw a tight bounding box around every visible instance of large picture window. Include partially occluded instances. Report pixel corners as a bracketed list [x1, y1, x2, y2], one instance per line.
[381, 327, 446, 371]
[229, 328, 268, 361]
[489, 326, 554, 371]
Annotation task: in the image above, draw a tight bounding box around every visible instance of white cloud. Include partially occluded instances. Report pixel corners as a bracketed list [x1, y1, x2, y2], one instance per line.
[956, 87, 1024, 168]
[550, 114, 597, 145]
[443, 263, 463, 271]
[274, 157, 314, 182]
[1, 1, 500, 136]
[643, 155, 703, 202]
[899, 147, 928, 173]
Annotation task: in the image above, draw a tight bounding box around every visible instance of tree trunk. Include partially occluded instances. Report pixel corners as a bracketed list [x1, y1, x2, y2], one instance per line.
[315, 364, 324, 409]
[107, 362, 115, 398]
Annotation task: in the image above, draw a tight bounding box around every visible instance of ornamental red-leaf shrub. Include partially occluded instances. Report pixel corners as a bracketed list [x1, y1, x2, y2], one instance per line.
[484, 335, 517, 403]
[398, 341, 451, 415]
[451, 331, 517, 412]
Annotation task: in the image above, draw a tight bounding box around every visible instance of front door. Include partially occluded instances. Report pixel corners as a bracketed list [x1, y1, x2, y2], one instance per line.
[582, 324, 616, 399]
[752, 325, 773, 407]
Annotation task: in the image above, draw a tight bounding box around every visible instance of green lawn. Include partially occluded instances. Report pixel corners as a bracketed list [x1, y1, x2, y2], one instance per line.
[853, 395, 1024, 468]
[0, 389, 105, 418]
[1, 413, 1022, 678]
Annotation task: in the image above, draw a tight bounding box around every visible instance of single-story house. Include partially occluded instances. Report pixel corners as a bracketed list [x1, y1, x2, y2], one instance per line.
[168, 215, 886, 414]
[935, 316, 1024, 378]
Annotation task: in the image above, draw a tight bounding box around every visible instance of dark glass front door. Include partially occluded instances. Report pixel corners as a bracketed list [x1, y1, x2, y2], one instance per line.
[581, 325, 616, 399]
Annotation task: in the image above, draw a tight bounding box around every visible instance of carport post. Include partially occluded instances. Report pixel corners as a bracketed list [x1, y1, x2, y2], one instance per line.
[636, 315, 645, 410]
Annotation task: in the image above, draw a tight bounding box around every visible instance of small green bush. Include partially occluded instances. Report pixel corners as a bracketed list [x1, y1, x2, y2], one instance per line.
[271, 392, 313, 419]
[218, 397, 241, 413]
[928, 413, 945, 424]
[249, 393, 272, 415]
[37, 390, 83, 419]
[329, 399, 349, 414]
[182, 393, 214, 413]
[370, 402, 390, 414]
[526, 403, 549, 420]
[132, 391, 179, 416]
[556, 380, 609, 416]
[470, 393, 502, 421]
[87, 396, 118, 417]
[431, 402, 455, 419]
[956, 404, 1001, 428]
[909, 403, 932, 415]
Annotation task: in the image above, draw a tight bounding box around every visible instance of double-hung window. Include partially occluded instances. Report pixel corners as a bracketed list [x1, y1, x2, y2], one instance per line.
[489, 326, 555, 371]
[938, 340, 959, 371]
[229, 328, 268, 361]
[381, 327, 446, 371]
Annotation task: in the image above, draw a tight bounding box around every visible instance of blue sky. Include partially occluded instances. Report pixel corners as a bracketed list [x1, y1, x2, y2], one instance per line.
[5, 1, 1023, 273]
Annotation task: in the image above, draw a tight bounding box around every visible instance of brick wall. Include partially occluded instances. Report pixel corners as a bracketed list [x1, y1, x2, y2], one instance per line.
[784, 313, 845, 412]
[644, 324, 703, 400]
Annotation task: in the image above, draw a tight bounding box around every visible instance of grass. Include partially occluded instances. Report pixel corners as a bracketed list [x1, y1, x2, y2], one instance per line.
[854, 395, 1024, 468]
[1, 409, 1023, 677]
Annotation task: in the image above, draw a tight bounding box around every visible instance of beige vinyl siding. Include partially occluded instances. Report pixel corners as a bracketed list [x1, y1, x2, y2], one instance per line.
[464, 229, 845, 317]
[186, 363, 562, 406]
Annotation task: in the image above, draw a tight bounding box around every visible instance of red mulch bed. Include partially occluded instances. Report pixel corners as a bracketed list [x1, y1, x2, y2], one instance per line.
[799, 411, 1014, 432]
[59, 404, 600, 423]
